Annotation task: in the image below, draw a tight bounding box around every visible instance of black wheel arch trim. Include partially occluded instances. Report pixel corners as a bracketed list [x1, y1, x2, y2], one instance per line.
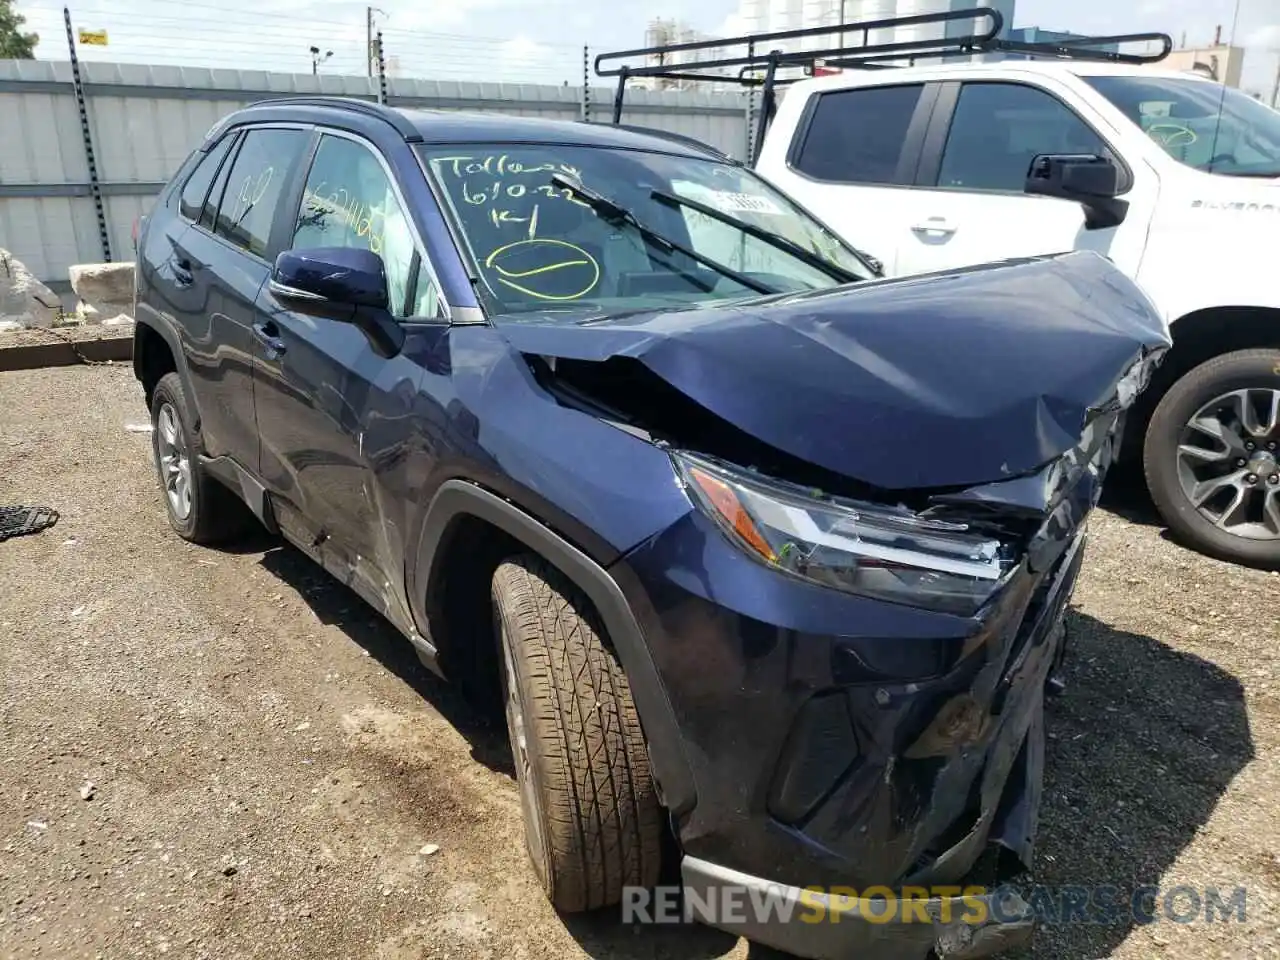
[133, 313, 199, 417]
[413, 478, 697, 816]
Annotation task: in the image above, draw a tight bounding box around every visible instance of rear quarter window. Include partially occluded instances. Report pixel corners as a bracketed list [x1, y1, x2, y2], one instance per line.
[792, 84, 925, 184]
[178, 134, 236, 222]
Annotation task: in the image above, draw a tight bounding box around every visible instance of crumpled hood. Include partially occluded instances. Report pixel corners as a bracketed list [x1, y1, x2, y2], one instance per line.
[494, 251, 1171, 490]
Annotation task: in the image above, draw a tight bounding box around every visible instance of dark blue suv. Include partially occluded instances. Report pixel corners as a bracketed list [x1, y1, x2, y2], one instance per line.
[133, 97, 1168, 959]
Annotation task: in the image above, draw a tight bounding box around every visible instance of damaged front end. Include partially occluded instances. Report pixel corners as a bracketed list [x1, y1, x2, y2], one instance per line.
[492, 251, 1169, 959]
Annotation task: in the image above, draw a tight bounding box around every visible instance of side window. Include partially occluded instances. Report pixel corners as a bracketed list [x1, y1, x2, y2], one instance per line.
[292, 134, 435, 318]
[199, 133, 239, 232]
[407, 260, 441, 318]
[179, 134, 235, 221]
[937, 83, 1110, 193]
[214, 128, 309, 258]
[793, 84, 925, 184]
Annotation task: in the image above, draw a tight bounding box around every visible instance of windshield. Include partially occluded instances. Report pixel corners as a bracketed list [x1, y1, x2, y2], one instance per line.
[1086, 75, 1280, 177]
[418, 143, 872, 318]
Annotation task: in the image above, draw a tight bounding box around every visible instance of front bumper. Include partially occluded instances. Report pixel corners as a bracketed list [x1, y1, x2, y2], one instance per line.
[614, 493, 1087, 960]
[681, 855, 1036, 960]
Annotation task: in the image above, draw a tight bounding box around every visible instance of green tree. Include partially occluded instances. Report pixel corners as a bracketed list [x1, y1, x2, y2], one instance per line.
[0, 1, 38, 59]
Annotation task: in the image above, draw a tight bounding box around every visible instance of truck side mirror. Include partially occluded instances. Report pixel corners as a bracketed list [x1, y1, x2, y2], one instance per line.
[1024, 154, 1129, 231]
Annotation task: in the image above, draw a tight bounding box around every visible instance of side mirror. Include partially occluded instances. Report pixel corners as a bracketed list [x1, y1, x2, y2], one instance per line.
[1025, 154, 1129, 230]
[270, 247, 389, 314]
[269, 247, 404, 356]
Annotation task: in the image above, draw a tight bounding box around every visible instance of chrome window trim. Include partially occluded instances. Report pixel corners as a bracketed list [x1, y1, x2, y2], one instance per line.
[306, 125, 451, 320]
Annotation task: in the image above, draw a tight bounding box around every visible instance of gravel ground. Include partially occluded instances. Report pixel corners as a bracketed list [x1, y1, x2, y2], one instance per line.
[0, 364, 1276, 960]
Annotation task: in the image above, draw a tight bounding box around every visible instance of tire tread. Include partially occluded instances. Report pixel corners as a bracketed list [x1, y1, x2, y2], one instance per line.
[492, 555, 661, 912]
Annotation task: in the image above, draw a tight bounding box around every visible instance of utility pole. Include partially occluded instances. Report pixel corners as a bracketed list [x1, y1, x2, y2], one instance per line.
[1271, 53, 1280, 108]
[375, 30, 388, 104]
[366, 7, 387, 77]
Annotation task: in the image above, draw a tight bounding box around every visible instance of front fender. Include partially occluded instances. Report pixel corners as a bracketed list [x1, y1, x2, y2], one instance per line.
[409, 479, 697, 815]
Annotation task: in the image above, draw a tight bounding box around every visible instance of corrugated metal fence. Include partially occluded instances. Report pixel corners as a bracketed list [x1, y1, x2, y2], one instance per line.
[0, 59, 752, 293]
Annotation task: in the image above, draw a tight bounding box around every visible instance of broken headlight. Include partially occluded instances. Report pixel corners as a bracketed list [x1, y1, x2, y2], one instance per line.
[673, 452, 1016, 616]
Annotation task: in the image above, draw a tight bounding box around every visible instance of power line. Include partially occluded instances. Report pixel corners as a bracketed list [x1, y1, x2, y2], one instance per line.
[29, 7, 587, 84]
[25, 4, 581, 49]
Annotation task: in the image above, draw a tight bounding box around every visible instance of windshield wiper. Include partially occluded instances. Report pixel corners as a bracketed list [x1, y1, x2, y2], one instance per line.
[650, 188, 863, 285]
[549, 174, 777, 296]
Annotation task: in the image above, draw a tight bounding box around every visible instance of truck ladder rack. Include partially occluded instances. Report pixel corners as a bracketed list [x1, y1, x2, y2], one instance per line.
[595, 5, 1172, 159]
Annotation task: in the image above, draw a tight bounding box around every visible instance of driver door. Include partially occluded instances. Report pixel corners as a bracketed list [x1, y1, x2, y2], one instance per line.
[253, 130, 437, 595]
[893, 80, 1157, 280]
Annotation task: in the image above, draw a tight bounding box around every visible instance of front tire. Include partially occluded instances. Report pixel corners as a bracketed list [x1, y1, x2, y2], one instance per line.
[1144, 349, 1280, 568]
[491, 555, 662, 912]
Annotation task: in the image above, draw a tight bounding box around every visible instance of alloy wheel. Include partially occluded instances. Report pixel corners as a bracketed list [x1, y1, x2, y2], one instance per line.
[1176, 388, 1280, 541]
[155, 402, 192, 521]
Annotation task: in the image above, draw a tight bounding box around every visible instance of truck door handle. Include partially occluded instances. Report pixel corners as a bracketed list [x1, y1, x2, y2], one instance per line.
[252, 321, 287, 359]
[911, 217, 957, 236]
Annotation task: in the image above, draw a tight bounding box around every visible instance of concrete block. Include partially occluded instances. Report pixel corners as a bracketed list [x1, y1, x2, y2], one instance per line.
[69, 262, 135, 323]
[75, 300, 102, 325]
[0, 249, 60, 328]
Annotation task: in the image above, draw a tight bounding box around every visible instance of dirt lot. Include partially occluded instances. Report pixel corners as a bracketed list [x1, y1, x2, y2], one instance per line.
[0, 364, 1277, 960]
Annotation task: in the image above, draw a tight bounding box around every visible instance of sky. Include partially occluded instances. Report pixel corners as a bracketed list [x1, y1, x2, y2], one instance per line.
[16, 0, 1280, 96]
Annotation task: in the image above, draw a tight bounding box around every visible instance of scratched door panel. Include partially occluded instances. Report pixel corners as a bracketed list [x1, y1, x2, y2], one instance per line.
[254, 132, 426, 588]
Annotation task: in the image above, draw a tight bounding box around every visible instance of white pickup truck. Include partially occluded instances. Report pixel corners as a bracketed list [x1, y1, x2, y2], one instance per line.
[753, 60, 1280, 568]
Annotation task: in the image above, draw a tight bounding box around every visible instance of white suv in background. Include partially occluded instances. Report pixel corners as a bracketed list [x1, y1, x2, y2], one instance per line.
[757, 61, 1280, 568]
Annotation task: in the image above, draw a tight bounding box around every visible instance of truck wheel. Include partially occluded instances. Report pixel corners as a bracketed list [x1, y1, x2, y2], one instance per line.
[1144, 349, 1280, 568]
[149, 372, 248, 545]
[491, 555, 662, 912]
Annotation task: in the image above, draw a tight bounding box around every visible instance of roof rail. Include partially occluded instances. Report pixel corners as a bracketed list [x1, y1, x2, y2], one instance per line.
[600, 122, 734, 160]
[242, 95, 423, 140]
[596, 5, 1172, 160]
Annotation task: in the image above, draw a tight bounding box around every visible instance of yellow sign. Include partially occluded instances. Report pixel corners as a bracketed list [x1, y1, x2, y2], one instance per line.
[78, 29, 109, 46]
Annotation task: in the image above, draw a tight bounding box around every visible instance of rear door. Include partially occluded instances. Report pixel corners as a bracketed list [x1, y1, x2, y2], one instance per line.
[169, 125, 309, 464]
[150, 130, 259, 462]
[892, 79, 1155, 278]
[757, 80, 937, 275]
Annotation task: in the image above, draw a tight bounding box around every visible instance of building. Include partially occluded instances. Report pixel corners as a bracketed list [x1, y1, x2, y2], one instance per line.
[641, 18, 736, 90]
[994, 26, 1119, 61]
[1155, 45, 1246, 88]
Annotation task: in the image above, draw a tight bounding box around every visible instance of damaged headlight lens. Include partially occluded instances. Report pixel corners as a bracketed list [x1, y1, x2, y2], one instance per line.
[673, 452, 1016, 616]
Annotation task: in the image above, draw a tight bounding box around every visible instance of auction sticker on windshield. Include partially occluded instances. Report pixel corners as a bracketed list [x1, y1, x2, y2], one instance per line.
[675, 181, 786, 217]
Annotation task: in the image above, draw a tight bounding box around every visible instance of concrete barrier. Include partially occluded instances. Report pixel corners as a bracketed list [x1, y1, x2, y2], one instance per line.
[69, 262, 135, 325]
[0, 249, 61, 330]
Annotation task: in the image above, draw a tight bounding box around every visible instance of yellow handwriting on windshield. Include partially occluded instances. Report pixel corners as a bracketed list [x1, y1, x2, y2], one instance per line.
[433, 155, 582, 179]
[433, 155, 589, 231]
[483, 238, 600, 301]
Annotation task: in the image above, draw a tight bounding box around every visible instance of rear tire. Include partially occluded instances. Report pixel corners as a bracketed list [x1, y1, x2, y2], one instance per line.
[491, 555, 662, 912]
[149, 372, 248, 545]
[1144, 349, 1280, 569]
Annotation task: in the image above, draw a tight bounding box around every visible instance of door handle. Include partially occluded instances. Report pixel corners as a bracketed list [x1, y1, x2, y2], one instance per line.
[171, 257, 194, 286]
[911, 217, 957, 236]
[252, 321, 287, 359]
